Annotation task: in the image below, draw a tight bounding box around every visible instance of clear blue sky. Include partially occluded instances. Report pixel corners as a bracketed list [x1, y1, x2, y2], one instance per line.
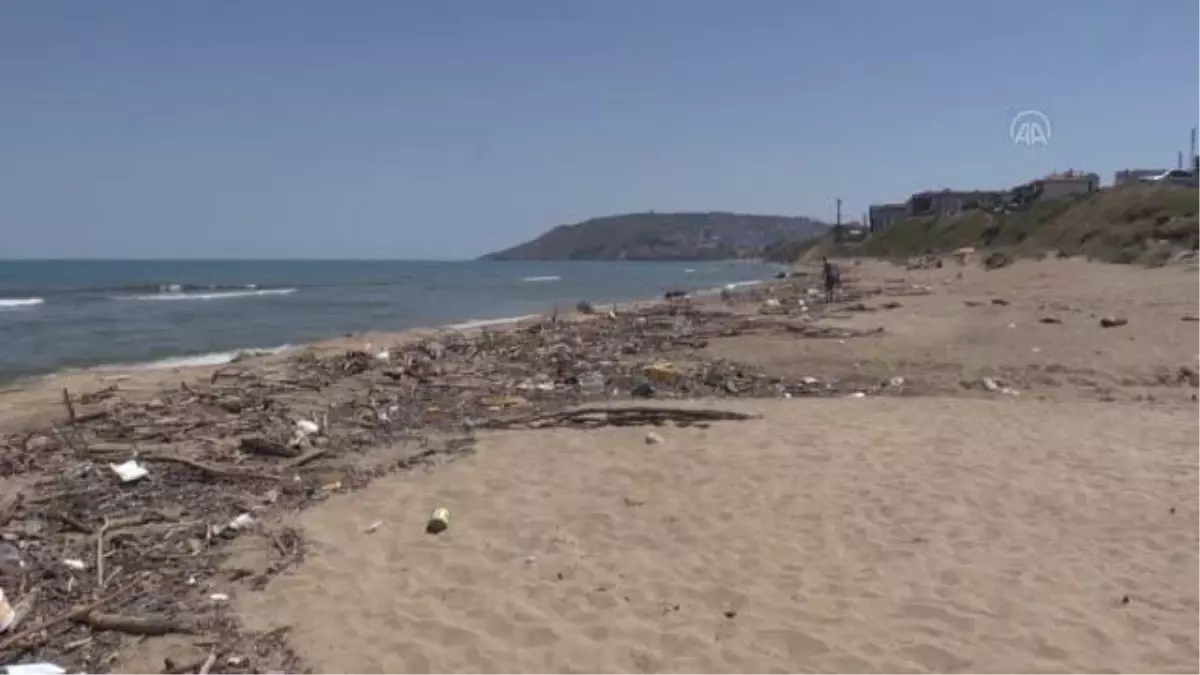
[2, 0, 1196, 259]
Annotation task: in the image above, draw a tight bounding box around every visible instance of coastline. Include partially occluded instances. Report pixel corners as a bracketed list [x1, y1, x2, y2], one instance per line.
[0, 276, 782, 434]
[2, 257, 1193, 673]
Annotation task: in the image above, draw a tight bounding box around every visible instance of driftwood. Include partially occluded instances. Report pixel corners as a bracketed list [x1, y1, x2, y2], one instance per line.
[0, 585, 136, 652]
[83, 612, 198, 636]
[140, 453, 279, 481]
[0, 270, 912, 672]
[481, 405, 759, 430]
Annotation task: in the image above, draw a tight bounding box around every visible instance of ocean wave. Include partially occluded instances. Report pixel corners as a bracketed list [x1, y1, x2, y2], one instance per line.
[443, 314, 541, 331]
[114, 288, 297, 301]
[521, 275, 561, 283]
[134, 344, 294, 370]
[0, 297, 44, 309]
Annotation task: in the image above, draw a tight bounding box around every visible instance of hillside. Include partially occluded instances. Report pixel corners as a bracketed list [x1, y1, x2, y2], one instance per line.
[479, 212, 828, 261]
[766, 184, 1199, 265]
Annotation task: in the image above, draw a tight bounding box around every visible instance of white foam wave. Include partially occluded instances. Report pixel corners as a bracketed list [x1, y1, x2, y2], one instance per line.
[136, 344, 294, 370]
[521, 275, 561, 283]
[691, 279, 768, 297]
[443, 314, 541, 331]
[116, 288, 297, 301]
[0, 297, 44, 309]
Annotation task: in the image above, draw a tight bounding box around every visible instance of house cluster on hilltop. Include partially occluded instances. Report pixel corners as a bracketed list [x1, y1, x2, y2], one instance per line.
[867, 171, 1101, 233]
[868, 154, 1200, 234]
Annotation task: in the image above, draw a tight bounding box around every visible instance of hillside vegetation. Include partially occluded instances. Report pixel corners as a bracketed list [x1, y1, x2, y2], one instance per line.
[767, 184, 1198, 265]
[480, 212, 827, 261]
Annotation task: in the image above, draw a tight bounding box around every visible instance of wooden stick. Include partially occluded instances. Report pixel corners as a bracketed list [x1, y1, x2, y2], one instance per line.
[140, 453, 279, 481]
[97, 514, 160, 589]
[83, 612, 198, 636]
[198, 648, 218, 675]
[0, 584, 135, 652]
[62, 387, 76, 423]
[283, 447, 326, 469]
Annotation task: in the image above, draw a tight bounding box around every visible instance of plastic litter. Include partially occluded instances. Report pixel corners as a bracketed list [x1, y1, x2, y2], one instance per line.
[295, 419, 320, 436]
[62, 559, 86, 571]
[109, 460, 149, 483]
[0, 588, 14, 631]
[426, 507, 451, 534]
[5, 664, 66, 675]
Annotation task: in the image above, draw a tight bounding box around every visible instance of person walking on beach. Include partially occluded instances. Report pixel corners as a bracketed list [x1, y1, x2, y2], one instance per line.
[822, 256, 841, 304]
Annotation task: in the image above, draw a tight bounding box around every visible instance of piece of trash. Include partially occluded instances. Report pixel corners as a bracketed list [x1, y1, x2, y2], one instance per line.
[801, 376, 820, 386]
[426, 507, 451, 534]
[209, 593, 229, 602]
[782, 392, 792, 399]
[644, 362, 678, 383]
[1001, 387, 1021, 396]
[644, 432, 664, 445]
[1100, 316, 1128, 328]
[363, 520, 384, 534]
[763, 298, 780, 308]
[0, 588, 14, 631]
[887, 376, 905, 387]
[295, 419, 320, 436]
[374, 350, 391, 362]
[187, 575, 197, 586]
[62, 559, 86, 571]
[109, 460, 149, 484]
[5, 664, 66, 675]
[981, 377, 1001, 392]
[322, 481, 342, 492]
[847, 392, 866, 398]
[227, 513, 254, 531]
[226, 656, 247, 668]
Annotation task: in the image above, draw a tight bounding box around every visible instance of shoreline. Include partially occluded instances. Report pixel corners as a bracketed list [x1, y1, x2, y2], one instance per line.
[0, 276, 783, 395]
[0, 276, 787, 434]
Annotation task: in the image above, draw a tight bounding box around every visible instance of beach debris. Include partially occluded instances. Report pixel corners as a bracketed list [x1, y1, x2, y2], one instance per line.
[0, 589, 13, 632]
[426, 507, 451, 535]
[0, 270, 905, 672]
[61, 559, 86, 572]
[374, 349, 391, 362]
[644, 362, 678, 383]
[887, 376, 905, 387]
[1100, 316, 1128, 328]
[4, 664, 66, 675]
[631, 382, 656, 398]
[1183, 315, 1199, 322]
[644, 432, 664, 445]
[983, 251, 1012, 270]
[363, 520, 384, 534]
[1177, 366, 1199, 387]
[663, 289, 688, 300]
[981, 377, 1001, 392]
[576, 300, 596, 314]
[881, 300, 902, 310]
[991, 298, 1010, 306]
[1038, 317, 1062, 324]
[108, 460, 148, 484]
[846, 392, 866, 398]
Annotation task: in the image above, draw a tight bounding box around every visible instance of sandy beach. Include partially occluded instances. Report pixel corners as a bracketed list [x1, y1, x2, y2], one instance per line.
[1, 257, 1197, 673]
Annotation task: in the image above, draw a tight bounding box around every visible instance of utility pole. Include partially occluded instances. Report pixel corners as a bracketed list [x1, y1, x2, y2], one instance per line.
[834, 198, 844, 243]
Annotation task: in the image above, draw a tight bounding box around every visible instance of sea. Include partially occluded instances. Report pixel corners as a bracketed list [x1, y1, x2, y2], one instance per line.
[0, 259, 783, 385]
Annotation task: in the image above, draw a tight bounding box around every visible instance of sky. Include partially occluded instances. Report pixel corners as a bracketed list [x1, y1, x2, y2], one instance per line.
[1, 0, 1197, 259]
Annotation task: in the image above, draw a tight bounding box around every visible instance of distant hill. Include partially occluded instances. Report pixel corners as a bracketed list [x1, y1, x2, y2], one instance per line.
[479, 212, 829, 261]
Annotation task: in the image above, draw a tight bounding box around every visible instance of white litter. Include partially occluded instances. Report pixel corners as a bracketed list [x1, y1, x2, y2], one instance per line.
[209, 593, 229, 602]
[295, 419, 320, 436]
[62, 559, 86, 571]
[363, 520, 384, 534]
[801, 376, 820, 386]
[847, 392, 866, 398]
[888, 376, 905, 387]
[5, 664, 66, 675]
[981, 377, 1001, 392]
[109, 460, 149, 483]
[228, 513, 254, 531]
[374, 350, 391, 362]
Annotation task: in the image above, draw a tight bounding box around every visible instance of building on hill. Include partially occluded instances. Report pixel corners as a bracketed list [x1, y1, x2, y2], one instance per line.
[868, 202, 908, 232]
[1012, 171, 1100, 204]
[1114, 168, 1170, 185]
[907, 189, 1008, 217]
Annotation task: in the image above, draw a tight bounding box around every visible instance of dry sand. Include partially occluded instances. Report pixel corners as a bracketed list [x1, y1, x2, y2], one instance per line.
[4, 258, 1197, 673]
[235, 396, 1198, 673]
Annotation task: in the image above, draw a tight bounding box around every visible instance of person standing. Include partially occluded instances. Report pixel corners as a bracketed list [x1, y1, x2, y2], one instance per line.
[822, 256, 841, 304]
